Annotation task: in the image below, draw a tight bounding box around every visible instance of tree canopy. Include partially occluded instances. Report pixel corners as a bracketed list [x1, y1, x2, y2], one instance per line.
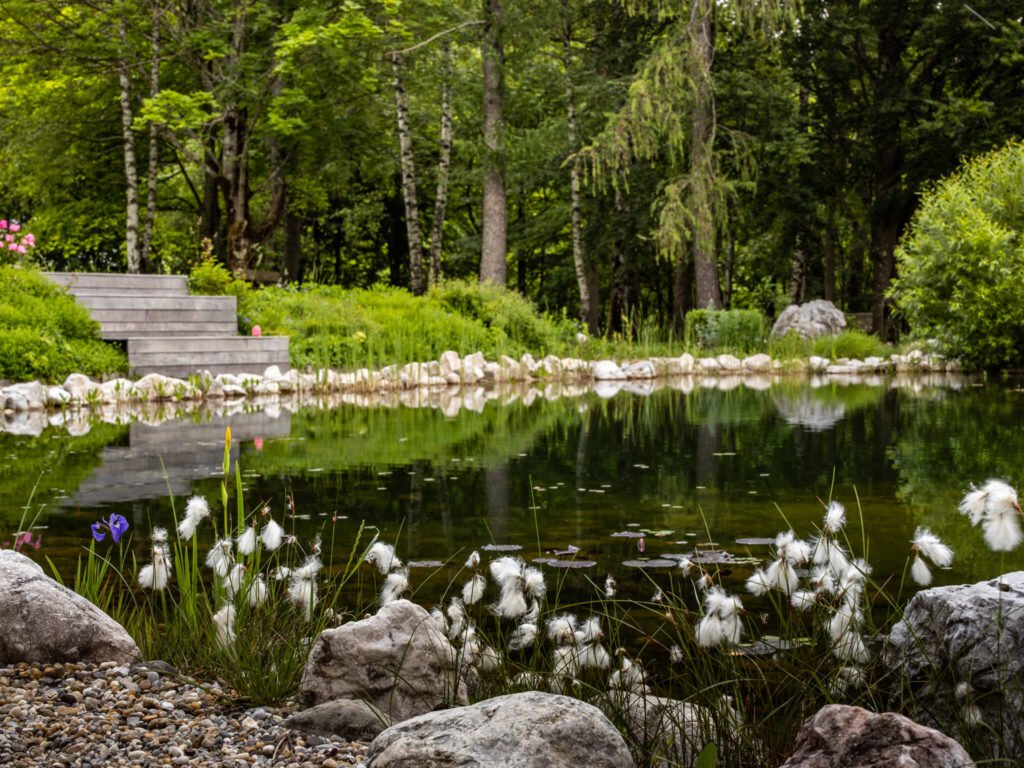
[0, 0, 1019, 339]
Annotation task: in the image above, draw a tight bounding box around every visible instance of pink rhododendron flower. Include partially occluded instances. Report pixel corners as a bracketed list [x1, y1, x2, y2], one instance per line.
[0, 220, 7, 229]
[10, 223, 20, 233]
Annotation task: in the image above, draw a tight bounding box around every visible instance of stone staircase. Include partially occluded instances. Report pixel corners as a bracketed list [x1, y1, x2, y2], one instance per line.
[45, 272, 289, 378]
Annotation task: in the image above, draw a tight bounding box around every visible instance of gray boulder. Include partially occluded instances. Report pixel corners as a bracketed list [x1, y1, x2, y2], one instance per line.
[771, 299, 847, 339]
[884, 572, 1024, 754]
[366, 691, 635, 768]
[299, 599, 468, 723]
[611, 691, 726, 768]
[779, 705, 974, 768]
[592, 360, 627, 380]
[0, 549, 140, 664]
[285, 699, 392, 741]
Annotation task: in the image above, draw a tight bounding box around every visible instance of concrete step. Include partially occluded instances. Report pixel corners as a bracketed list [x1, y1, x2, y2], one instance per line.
[45, 272, 189, 296]
[128, 336, 290, 377]
[67, 290, 237, 340]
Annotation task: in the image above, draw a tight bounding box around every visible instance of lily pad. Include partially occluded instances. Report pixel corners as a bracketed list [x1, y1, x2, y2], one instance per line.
[735, 537, 775, 546]
[621, 559, 678, 569]
[611, 531, 646, 539]
[640, 529, 675, 537]
[481, 543, 523, 552]
[532, 558, 597, 569]
[407, 560, 445, 569]
[549, 545, 581, 556]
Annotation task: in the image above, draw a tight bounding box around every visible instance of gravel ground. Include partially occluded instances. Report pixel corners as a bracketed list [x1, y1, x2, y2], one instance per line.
[0, 662, 368, 767]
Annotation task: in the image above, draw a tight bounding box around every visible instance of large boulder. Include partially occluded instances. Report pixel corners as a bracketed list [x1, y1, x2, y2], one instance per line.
[0, 549, 140, 664]
[771, 299, 847, 339]
[779, 705, 974, 768]
[299, 599, 467, 723]
[884, 572, 1024, 754]
[366, 691, 635, 768]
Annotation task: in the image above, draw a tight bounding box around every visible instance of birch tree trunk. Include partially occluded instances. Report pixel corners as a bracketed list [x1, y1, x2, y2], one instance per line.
[428, 41, 453, 287]
[117, 22, 141, 274]
[479, 0, 507, 284]
[562, 0, 598, 334]
[689, 0, 721, 309]
[141, 2, 160, 272]
[391, 52, 425, 295]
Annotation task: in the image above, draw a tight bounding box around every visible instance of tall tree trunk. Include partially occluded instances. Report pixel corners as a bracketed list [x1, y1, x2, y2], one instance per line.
[823, 204, 837, 303]
[200, 131, 221, 249]
[789, 235, 806, 304]
[284, 208, 302, 283]
[141, 3, 161, 273]
[562, 0, 598, 334]
[688, 0, 721, 309]
[391, 53, 425, 295]
[479, 0, 507, 284]
[429, 41, 453, 286]
[117, 23, 141, 274]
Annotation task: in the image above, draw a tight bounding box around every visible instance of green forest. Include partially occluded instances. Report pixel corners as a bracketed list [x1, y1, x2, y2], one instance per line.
[0, 0, 1020, 343]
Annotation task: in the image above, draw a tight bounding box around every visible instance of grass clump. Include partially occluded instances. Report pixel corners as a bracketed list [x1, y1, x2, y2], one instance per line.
[239, 279, 575, 371]
[684, 309, 767, 355]
[811, 329, 890, 361]
[0, 266, 127, 381]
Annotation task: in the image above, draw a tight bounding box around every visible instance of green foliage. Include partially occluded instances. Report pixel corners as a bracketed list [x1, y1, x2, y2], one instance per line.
[811, 330, 890, 361]
[684, 309, 766, 353]
[242, 279, 574, 370]
[0, 266, 126, 380]
[891, 140, 1024, 369]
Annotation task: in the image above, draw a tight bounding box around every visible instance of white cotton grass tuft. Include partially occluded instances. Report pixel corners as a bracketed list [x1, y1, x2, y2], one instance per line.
[236, 525, 257, 556]
[495, 588, 528, 620]
[288, 576, 317, 620]
[547, 614, 579, 646]
[178, 496, 210, 540]
[910, 555, 932, 586]
[765, 558, 799, 594]
[223, 563, 247, 597]
[790, 590, 818, 611]
[247, 575, 268, 606]
[465, 550, 481, 570]
[261, 518, 285, 551]
[609, 652, 646, 693]
[695, 586, 744, 647]
[429, 607, 448, 635]
[604, 574, 616, 599]
[366, 542, 401, 574]
[959, 479, 1023, 551]
[446, 599, 466, 641]
[508, 622, 538, 651]
[293, 554, 322, 581]
[745, 568, 771, 596]
[213, 604, 236, 649]
[489, 556, 523, 587]
[138, 546, 172, 591]
[823, 501, 846, 534]
[380, 570, 410, 607]
[551, 645, 579, 677]
[151, 527, 168, 545]
[522, 567, 545, 600]
[577, 642, 611, 670]
[669, 644, 684, 664]
[577, 616, 604, 645]
[911, 527, 954, 568]
[462, 573, 487, 605]
[205, 538, 234, 577]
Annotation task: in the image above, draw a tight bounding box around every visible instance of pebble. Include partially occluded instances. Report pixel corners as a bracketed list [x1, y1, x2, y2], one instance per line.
[0, 662, 368, 766]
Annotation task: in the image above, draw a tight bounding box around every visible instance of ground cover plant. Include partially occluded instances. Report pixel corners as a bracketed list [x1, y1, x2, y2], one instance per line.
[0, 266, 127, 381]
[48, 425, 1024, 766]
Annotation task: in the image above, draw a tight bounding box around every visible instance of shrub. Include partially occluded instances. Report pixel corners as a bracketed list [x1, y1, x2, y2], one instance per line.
[684, 309, 766, 353]
[812, 329, 890, 361]
[890, 140, 1024, 369]
[0, 266, 126, 381]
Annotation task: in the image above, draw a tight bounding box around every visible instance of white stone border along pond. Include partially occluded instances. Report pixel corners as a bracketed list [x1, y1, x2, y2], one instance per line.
[0, 349, 960, 437]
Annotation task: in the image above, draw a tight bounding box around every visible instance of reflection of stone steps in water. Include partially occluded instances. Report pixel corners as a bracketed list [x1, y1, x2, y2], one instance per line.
[63, 410, 290, 508]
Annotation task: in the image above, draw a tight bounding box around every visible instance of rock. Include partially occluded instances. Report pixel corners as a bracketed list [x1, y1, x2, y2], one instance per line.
[3, 381, 47, 411]
[884, 572, 1024, 753]
[0, 550, 140, 665]
[677, 353, 695, 374]
[100, 379, 136, 404]
[808, 355, 830, 372]
[366, 692, 634, 768]
[299, 599, 467, 723]
[263, 365, 283, 380]
[779, 704, 974, 768]
[2, 390, 28, 412]
[285, 699, 392, 741]
[46, 386, 72, 406]
[622, 360, 657, 379]
[592, 360, 627, 380]
[133, 373, 173, 401]
[771, 299, 847, 339]
[439, 351, 462, 377]
[741, 353, 771, 372]
[541, 355, 562, 377]
[716, 354, 742, 371]
[696, 357, 720, 373]
[62, 373, 101, 403]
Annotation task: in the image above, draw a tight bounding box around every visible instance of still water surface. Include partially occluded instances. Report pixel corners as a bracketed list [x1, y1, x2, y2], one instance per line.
[4, 375, 1024, 609]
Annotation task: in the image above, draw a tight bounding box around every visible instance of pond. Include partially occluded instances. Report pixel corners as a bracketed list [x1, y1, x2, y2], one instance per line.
[4, 373, 1024, 616]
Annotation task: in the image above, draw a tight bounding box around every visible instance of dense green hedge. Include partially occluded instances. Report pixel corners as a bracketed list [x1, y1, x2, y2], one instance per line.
[891, 141, 1024, 369]
[0, 267, 126, 381]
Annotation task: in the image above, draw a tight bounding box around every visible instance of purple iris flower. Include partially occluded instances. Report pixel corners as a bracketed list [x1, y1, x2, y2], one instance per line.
[91, 514, 130, 543]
